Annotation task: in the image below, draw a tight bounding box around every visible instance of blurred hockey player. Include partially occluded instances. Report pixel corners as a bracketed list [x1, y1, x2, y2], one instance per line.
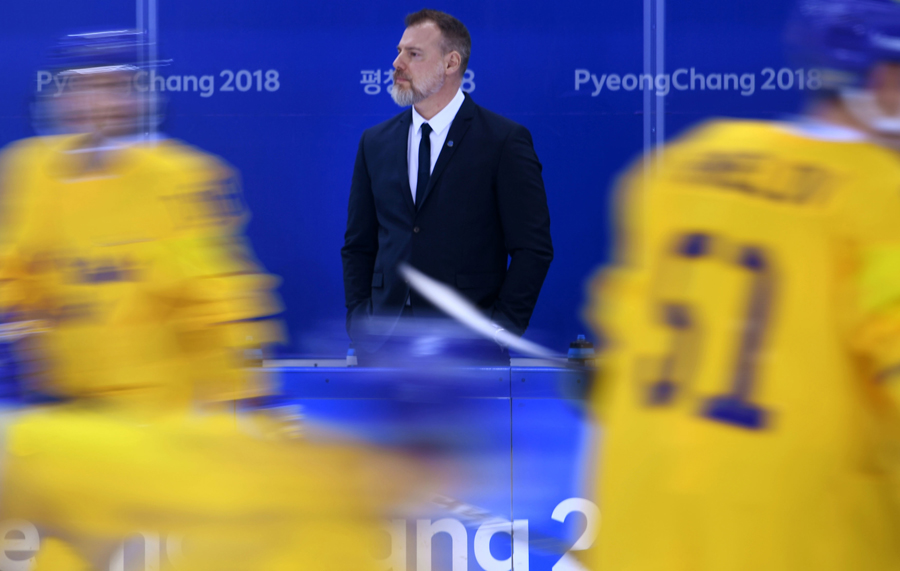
[583, 1, 900, 569]
[0, 30, 283, 412]
[0, 31, 399, 571]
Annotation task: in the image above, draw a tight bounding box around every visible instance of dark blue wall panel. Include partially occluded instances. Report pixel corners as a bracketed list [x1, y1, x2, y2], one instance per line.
[0, 0, 803, 356]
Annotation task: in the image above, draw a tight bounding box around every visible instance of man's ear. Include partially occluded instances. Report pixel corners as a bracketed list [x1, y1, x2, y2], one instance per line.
[445, 51, 462, 75]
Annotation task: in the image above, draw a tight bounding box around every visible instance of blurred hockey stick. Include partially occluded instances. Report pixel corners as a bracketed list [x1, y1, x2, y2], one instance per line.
[398, 263, 595, 566]
[398, 264, 565, 362]
[0, 320, 49, 342]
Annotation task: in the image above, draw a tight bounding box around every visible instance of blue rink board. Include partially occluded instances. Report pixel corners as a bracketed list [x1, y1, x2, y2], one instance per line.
[271, 365, 598, 571]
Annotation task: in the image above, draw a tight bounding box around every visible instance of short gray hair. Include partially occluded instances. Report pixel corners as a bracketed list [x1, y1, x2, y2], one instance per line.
[405, 9, 471, 74]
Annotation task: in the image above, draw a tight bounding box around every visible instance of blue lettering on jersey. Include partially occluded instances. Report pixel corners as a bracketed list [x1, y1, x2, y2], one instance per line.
[682, 152, 831, 205]
[66, 257, 138, 284]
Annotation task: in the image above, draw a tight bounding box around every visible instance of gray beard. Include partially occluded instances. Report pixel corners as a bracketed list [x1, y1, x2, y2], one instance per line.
[391, 65, 446, 108]
[390, 84, 417, 107]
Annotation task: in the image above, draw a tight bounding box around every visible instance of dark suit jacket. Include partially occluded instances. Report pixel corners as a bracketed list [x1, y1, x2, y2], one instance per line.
[341, 93, 553, 346]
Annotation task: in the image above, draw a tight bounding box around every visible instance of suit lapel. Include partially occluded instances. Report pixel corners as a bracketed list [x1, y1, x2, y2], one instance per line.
[393, 110, 416, 217]
[417, 94, 475, 211]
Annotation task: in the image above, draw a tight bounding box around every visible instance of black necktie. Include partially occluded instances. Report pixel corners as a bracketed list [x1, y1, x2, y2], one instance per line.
[415, 123, 432, 209]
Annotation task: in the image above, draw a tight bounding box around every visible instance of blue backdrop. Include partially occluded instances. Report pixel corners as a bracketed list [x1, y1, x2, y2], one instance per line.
[0, 0, 804, 356]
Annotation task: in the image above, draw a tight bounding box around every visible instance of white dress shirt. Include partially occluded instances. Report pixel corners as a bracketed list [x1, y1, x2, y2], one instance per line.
[408, 88, 466, 204]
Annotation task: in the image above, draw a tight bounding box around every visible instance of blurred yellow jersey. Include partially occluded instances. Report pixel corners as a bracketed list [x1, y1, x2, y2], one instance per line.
[0, 135, 283, 410]
[0, 405, 393, 571]
[584, 120, 900, 571]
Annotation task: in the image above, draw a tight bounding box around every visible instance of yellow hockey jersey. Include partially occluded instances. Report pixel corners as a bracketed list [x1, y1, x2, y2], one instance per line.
[0, 135, 283, 411]
[583, 120, 900, 571]
[0, 405, 393, 571]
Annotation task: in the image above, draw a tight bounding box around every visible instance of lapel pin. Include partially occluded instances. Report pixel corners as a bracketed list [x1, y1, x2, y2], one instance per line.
[447, 140, 454, 147]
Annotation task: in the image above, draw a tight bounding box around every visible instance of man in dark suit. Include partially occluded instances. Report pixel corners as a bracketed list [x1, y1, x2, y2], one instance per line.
[341, 9, 553, 363]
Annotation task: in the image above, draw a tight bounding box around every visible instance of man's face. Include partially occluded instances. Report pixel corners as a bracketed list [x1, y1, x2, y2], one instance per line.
[57, 70, 139, 138]
[391, 22, 447, 107]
